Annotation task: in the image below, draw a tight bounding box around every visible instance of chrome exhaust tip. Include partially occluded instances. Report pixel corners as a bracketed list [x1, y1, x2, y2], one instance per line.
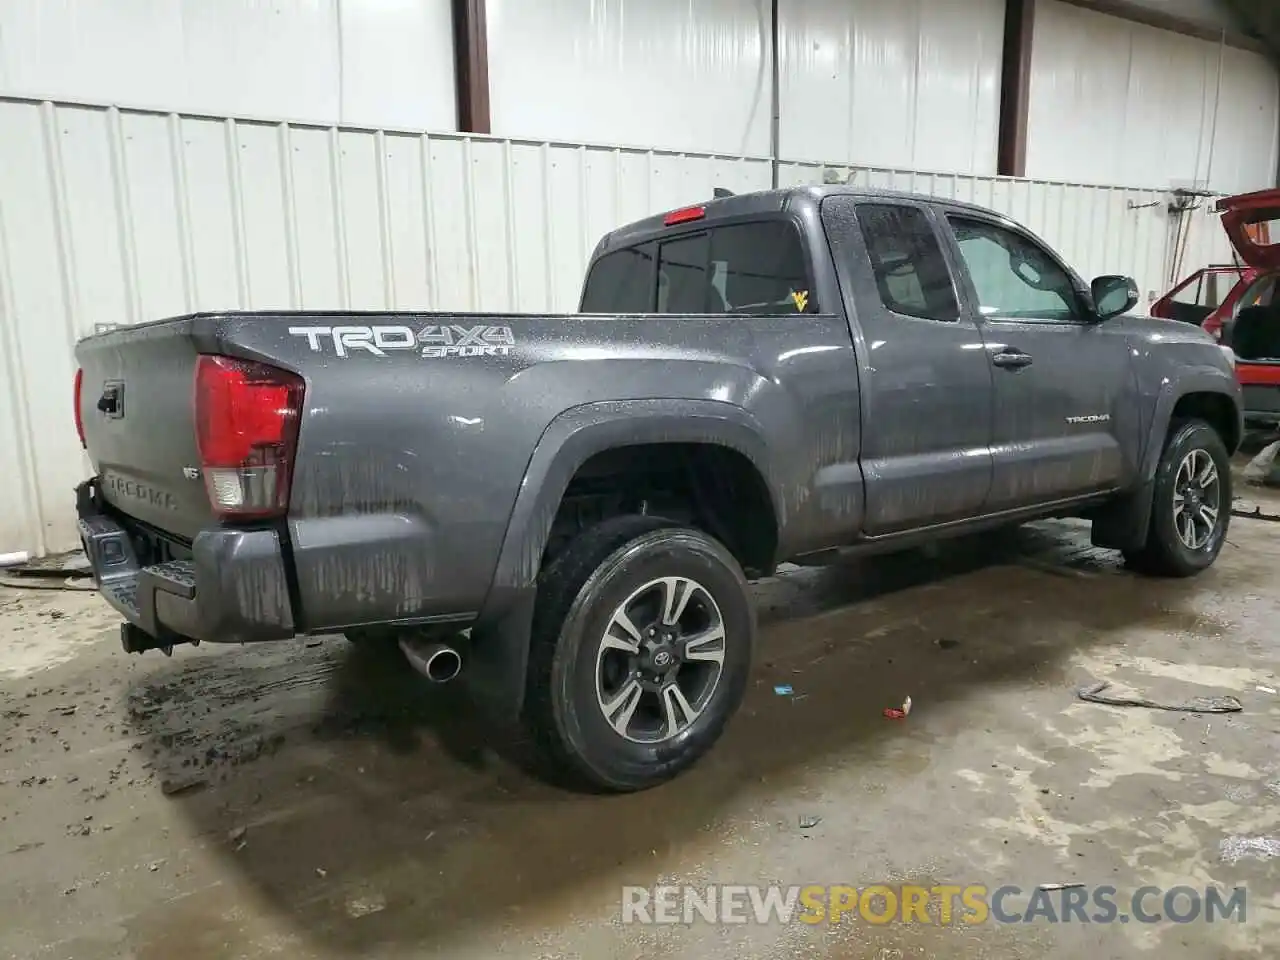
[399, 635, 463, 683]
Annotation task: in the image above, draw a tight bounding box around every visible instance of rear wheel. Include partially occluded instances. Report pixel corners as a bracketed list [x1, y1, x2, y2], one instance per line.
[1124, 419, 1231, 577]
[525, 516, 755, 792]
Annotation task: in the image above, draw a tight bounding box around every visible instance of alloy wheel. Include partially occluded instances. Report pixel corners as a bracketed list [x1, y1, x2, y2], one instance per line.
[594, 576, 727, 744]
[1172, 448, 1221, 551]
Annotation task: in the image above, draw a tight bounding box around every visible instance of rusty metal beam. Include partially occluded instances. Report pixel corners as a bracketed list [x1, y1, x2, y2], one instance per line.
[998, 0, 1035, 178]
[452, 0, 490, 134]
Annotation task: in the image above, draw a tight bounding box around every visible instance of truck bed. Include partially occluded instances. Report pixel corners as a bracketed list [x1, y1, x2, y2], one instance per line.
[75, 308, 849, 642]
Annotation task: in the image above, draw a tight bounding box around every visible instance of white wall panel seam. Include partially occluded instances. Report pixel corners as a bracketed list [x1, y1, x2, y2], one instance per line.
[462, 138, 481, 310]
[279, 123, 303, 310]
[224, 119, 251, 309]
[107, 108, 143, 326]
[169, 114, 199, 311]
[578, 146, 591, 280]
[504, 141, 521, 312]
[541, 144, 557, 313]
[327, 126, 351, 311]
[374, 130, 396, 310]
[420, 136, 442, 312]
[0, 202, 46, 555]
[40, 101, 80, 358]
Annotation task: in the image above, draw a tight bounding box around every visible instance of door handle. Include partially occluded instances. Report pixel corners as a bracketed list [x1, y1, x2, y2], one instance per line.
[991, 349, 1033, 370]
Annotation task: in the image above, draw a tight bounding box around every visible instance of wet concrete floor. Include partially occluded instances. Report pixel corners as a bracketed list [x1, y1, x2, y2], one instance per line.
[1, 517, 1278, 959]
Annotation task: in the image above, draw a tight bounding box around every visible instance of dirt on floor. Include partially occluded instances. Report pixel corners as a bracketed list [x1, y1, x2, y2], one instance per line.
[1, 516, 1278, 960]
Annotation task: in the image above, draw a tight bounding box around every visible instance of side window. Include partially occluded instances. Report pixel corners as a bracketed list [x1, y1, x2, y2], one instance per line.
[855, 204, 959, 322]
[657, 233, 710, 312]
[584, 220, 820, 316]
[580, 243, 655, 313]
[1240, 275, 1276, 311]
[709, 221, 817, 314]
[1172, 271, 1207, 307]
[948, 217, 1080, 322]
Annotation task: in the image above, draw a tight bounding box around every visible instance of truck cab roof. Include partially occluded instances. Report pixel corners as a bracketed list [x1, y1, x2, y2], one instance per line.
[594, 184, 1011, 258]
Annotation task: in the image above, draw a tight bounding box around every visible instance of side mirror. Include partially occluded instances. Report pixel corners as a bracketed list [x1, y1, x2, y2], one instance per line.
[1090, 275, 1139, 320]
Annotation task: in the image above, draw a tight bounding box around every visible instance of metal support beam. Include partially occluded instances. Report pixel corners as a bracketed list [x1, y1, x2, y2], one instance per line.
[997, 0, 1035, 178]
[1060, 0, 1269, 56]
[1218, 0, 1280, 62]
[451, 0, 490, 134]
[770, 0, 780, 189]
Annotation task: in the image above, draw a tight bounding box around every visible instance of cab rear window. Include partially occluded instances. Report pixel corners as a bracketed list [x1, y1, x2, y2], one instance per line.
[580, 221, 818, 315]
[580, 243, 656, 313]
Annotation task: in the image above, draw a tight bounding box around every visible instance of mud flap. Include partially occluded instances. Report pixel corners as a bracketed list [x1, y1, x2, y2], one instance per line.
[1088, 480, 1154, 551]
[464, 589, 536, 726]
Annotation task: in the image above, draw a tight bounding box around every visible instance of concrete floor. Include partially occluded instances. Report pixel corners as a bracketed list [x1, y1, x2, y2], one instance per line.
[2, 516, 1279, 960]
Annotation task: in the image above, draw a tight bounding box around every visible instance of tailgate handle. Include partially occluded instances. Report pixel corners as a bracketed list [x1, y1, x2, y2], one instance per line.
[97, 383, 124, 417]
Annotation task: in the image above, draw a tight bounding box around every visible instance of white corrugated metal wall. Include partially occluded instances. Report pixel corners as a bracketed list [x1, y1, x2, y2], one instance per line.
[0, 0, 457, 130]
[488, 0, 1008, 173]
[777, 0, 1005, 174]
[1028, 0, 1280, 193]
[0, 0, 1273, 555]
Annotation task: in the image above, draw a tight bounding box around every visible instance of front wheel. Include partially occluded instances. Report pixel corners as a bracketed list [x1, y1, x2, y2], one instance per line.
[1124, 419, 1231, 577]
[524, 516, 755, 792]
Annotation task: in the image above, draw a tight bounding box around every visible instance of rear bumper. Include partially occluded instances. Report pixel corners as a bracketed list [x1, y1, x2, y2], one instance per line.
[76, 478, 295, 645]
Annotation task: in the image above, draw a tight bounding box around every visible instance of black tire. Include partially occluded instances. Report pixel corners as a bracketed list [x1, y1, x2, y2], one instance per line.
[1124, 419, 1231, 577]
[525, 515, 755, 792]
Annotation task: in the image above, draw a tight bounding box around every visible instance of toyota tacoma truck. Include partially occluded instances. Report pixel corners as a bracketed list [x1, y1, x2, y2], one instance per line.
[73, 185, 1242, 792]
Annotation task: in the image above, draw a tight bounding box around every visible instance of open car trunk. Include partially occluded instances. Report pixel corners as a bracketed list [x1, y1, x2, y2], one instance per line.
[1218, 188, 1280, 271]
[1214, 189, 1280, 365]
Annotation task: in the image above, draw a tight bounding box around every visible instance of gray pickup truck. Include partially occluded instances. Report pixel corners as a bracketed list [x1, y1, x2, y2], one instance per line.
[73, 185, 1241, 791]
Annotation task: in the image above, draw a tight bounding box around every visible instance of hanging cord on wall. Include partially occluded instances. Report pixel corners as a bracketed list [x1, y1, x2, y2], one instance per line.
[1203, 29, 1227, 198]
[1167, 29, 1226, 288]
[1170, 196, 1196, 287]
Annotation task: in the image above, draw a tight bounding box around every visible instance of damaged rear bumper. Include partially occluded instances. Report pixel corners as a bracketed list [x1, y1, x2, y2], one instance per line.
[76, 479, 295, 650]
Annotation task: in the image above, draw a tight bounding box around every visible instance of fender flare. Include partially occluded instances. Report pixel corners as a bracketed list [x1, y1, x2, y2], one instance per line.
[1092, 376, 1240, 554]
[1140, 376, 1242, 481]
[465, 398, 777, 723]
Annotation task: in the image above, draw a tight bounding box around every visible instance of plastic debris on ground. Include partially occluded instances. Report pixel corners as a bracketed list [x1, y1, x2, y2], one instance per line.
[883, 695, 912, 720]
[773, 685, 793, 696]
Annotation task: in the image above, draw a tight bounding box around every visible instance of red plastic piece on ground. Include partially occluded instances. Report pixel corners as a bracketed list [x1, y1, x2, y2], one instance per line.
[883, 707, 906, 720]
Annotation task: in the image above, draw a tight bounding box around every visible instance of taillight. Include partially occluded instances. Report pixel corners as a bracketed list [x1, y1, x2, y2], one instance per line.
[73, 368, 85, 448]
[194, 355, 304, 519]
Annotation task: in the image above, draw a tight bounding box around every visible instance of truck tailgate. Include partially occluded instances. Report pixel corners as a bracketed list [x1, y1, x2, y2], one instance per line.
[75, 317, 213, 541]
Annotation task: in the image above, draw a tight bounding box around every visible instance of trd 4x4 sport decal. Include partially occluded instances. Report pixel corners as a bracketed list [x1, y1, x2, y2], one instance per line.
[288, 324, 516, 359]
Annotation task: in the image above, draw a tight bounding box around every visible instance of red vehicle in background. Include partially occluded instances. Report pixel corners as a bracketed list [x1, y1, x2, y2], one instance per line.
[1153, 188, 1280, 428]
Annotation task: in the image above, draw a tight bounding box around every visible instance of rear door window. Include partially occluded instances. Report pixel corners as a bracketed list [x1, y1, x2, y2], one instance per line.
[855, 204, 959, 322]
